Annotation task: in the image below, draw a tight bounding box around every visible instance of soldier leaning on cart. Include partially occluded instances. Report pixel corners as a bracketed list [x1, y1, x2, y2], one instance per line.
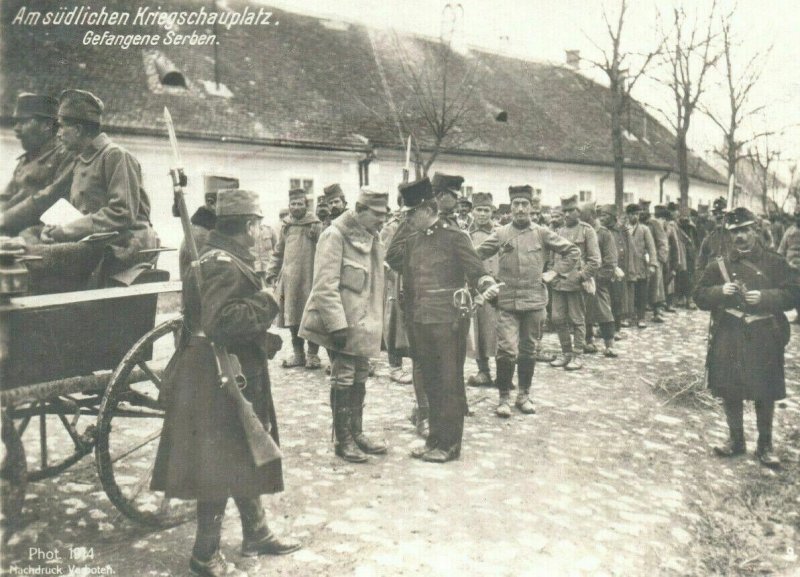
[0, 93, 75, 236]
[152, 189, 300, 577]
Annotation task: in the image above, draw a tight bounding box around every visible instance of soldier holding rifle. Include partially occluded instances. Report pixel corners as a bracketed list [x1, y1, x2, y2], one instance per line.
[152, 111, 299, 577]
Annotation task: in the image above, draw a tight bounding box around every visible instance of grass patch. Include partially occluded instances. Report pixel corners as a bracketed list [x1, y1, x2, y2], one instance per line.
[641, 370, 718, 410]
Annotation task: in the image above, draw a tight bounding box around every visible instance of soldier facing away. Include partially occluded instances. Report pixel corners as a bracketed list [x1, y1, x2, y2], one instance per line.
[694, 207, 800, 469]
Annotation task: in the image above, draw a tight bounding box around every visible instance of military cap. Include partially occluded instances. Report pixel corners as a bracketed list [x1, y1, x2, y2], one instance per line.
[712, 196, 727, 215]
[458, 196, 473, 209]
[598, 203, 617, 216]
[550, 206, 564, 216]
[508, 185, 533, 202]
[724, 207, 756, 230]
[399, 177, 433, 211]
[278, 208, 290, 220]
[203, 174, 239, 197]
[472, 192, 493, 208]
[496, 203, 511, 215]
[317, 195, 329, 208]
[560, 194, 579, 211]
[323, 183, 344, 200]
[625, 203, 642, 214]
[357, 186, 390, 214]
[58, 89, 104, 123]
[431, 173, 464, 197]
[14, 93, 58, 119]
[654, 204, 668, 217]
[289, 188, 307, 201]
[697, 204, 709, 216]
[530, 196, 543, 211]
[690, 208, 698, 217]
[666, 202, 679, 212]
[638, 199, 652, 214]
[216, 189, 263, 218]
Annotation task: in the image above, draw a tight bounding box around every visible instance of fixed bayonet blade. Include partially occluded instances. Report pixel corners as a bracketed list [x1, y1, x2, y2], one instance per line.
[163, 107, 183, 169]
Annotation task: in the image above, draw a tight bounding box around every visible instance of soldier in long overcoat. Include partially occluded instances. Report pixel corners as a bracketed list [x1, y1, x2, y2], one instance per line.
[152, 189, 299, 577]
[0, 93, 75, 236]
[598, 204, 632, 333]
[467, 192, 499, 386]
[639, 200, 667, 323]
[266, 188, 324, 369]
[381, 203, 412, 384]
[694, 207, 800, 469]
[625, 204, 658, 328]
[584, 204, 620, 357]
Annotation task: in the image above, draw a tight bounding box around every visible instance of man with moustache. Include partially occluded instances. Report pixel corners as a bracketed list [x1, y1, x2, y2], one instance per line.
[431, 172, 464, 229]
[387, 177, 500, 462]
[697, 197, 731, 275]
[323, 183, 348, 221]
[266, 188, 324, 369]
[477, 186, 579, 416]
[695, 207, 800, 469]
[0, 93, 75, 236]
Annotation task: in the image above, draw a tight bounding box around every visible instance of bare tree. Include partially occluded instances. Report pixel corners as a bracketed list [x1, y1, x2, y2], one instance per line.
[582, 0, 662, 213]
[653, 1, 721, 214]
[700, 11, 771, 206]
[747, 136, 781, 213]
[392, 11, 483, 177]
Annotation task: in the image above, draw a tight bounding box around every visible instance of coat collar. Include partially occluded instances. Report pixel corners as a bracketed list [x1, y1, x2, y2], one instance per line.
[730, 242, 763, 263]
[333, 210, 376, 253]
[77, 133, 113, 164]
[204, 230, 256, 264]
[469, 220, 495, 234]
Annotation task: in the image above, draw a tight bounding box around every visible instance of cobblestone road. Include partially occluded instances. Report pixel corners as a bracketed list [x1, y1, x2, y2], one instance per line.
[3, 308, 799, 576]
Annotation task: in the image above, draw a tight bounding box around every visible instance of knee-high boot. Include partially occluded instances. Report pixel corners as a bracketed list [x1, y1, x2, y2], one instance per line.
[755, 400, 780, 468]
[713, 398, 745, 457]
[351, 382, 387, 454]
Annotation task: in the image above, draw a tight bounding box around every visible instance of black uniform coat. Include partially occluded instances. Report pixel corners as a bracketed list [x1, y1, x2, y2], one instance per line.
[151, 231, 283, 500]
[694, 244, 800, 401]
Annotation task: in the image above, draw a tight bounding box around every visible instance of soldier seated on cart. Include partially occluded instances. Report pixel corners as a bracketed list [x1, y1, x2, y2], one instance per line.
[31, 89, 159, 287]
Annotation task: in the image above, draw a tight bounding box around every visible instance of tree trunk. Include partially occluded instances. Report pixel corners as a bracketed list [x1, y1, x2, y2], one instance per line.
[611, 92, 625, 215]
[676, 128, 690, 213]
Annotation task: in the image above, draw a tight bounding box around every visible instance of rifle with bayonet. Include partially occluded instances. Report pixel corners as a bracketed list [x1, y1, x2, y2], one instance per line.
[163, 107, 282, 468]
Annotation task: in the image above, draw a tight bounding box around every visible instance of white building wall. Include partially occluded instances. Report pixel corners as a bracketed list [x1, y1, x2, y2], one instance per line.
[1, 129, 728, 276]
[370, 148, 727, 210]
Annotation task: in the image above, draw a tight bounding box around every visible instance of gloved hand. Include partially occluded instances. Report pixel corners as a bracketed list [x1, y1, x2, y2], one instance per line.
[330, 328, 348, 350]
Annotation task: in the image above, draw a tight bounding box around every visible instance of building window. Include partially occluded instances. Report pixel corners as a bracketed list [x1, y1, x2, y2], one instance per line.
[579, 190, 593, 202]
[460, 185, 473, 197]
[289, 178, 314, 194]
[623, 192, 635, 204]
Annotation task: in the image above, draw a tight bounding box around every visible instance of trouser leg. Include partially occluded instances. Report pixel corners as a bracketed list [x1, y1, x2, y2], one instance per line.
[599, 321, 615, 344]
[307, 341, 319, 355]
[634, 280, 648, 320]
[568, 292, 587, 351]
[389, 352, 402, 368]
[289, 326, 303, 351]
[235, 496, 267, 541]
[552, 291, 572, 352]
[723, 397, 745, 445]
[755, 400, 775, 447]
[193, 499, 228, 561]
[495, 309, 519, 394]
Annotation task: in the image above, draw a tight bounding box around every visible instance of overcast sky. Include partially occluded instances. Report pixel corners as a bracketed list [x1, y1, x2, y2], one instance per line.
[262, 0, 800, 180]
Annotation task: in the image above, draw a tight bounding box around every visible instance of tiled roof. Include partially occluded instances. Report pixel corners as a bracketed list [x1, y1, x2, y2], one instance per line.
[0, 0, 725, 184]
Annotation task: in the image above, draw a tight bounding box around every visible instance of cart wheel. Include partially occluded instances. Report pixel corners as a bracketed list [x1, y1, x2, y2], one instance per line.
[1, 408, 27, 534]
[95, 316, 191, 527]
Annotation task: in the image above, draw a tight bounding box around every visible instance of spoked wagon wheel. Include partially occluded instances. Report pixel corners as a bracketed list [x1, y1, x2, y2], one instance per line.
[95, 316, 192, 527]
[1, 408, 27, 534]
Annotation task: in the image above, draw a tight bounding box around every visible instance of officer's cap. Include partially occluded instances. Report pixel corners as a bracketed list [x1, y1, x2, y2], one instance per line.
[496, 203, 511, 215]
[399, 177, 433, 211]
[289, 188, 307, 201]
[203, 174, 239, 197]
[431, 173, 464, 197]
[14, 93, 58, 120]
[712, 196, 727, 215]
[724, 207, 756, 231]
[598, 204, 617, 216]
[625, 203, 642, 215]
[458, 196, 473, 208]
[58, 89, 104, 123]
[216, 189, 263, 218]
[357, 186, 390, 214]
[638, 199, 652, 214]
